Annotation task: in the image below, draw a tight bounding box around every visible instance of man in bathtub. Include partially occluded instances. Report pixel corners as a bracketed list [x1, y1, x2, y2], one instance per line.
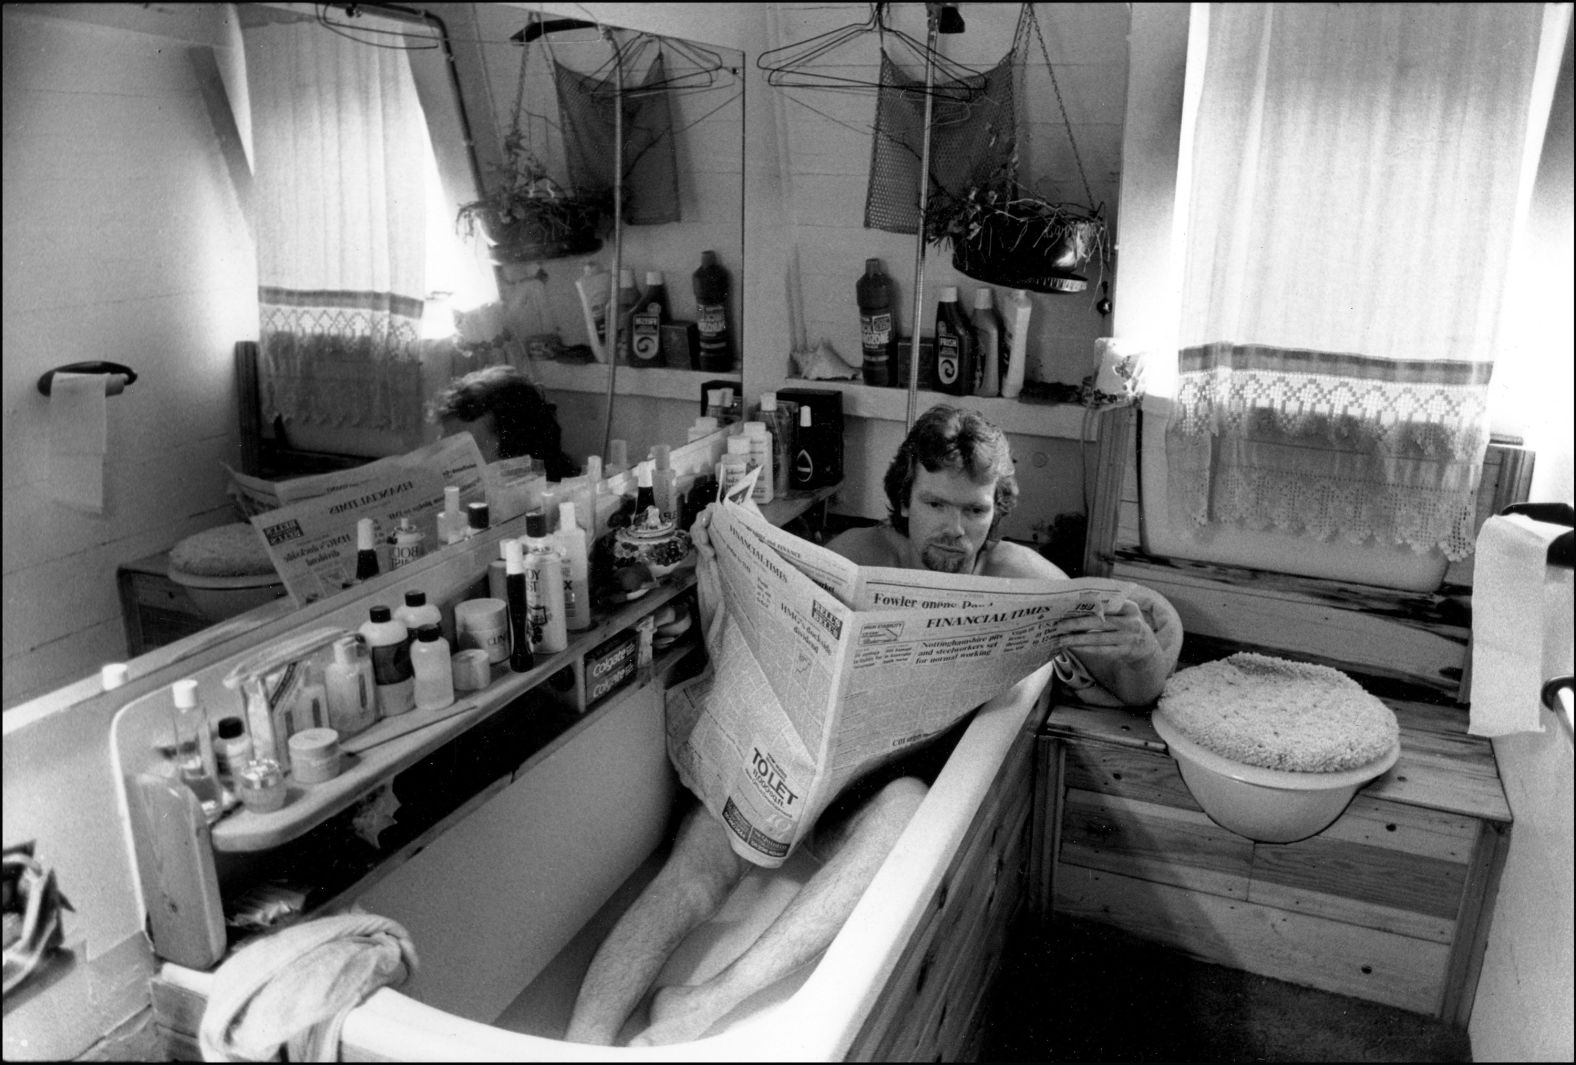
[567, 403, 1182, 1046]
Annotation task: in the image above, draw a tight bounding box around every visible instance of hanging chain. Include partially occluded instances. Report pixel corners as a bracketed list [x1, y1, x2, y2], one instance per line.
[1024, 4, 1097, 209]
[509, 19, 534, 150]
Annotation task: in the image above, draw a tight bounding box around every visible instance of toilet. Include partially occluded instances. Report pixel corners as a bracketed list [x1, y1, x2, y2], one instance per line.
[166, 522, 287, 622]
[1152, 653, 1402, 843]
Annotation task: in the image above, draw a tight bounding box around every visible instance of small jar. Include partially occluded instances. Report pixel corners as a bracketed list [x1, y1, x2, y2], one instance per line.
[454, 598, 510, 664]
[450, 649, 492, 692]
[236, 758, 287, 813]
[288, 728, 342, 785]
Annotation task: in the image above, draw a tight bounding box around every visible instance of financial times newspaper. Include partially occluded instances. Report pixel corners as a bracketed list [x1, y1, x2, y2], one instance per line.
[666, 499, 1130, 867]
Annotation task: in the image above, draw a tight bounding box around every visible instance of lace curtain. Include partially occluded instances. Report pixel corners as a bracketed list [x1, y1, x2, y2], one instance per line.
[1165, 3, 1547, 559]
[243, 8, 428, 435]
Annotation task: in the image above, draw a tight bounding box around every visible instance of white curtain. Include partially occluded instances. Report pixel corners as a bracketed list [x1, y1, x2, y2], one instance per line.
[1166, 3, 1548, 559]
[243, 6, 428, 434]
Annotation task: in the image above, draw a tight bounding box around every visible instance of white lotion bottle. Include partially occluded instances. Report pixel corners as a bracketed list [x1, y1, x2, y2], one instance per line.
[360, 605, 415, 716]
[556, 501, 593, 632]
[575, 260, 612, 361]
[325, 635, 378, 737]
[1001, 288, 1032, 399]
[972, 287, 1003, 397]
[410, 624, 455, 712]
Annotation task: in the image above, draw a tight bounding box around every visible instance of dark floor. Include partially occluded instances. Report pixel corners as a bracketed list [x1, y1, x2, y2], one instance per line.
[981, 917, 1473, 1062]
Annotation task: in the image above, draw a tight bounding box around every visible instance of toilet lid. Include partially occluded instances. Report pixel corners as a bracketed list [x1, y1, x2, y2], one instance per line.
[169, 522, 276, 579]
[1156, 653, 1399, 773]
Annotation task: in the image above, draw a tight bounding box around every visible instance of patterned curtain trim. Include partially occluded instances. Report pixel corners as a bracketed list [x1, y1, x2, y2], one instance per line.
[259, 288, 425, 434]
[1166, 342, 1490, 560]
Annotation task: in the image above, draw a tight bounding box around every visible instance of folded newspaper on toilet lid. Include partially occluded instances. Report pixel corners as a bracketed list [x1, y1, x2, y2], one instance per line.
[666, 498, 1130, 867]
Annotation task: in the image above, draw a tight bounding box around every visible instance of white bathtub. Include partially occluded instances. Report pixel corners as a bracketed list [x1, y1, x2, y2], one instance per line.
[160, 662, 1053, 1061]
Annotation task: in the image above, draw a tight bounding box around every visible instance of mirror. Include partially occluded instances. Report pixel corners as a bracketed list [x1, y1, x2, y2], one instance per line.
[0, 1, 742, 708]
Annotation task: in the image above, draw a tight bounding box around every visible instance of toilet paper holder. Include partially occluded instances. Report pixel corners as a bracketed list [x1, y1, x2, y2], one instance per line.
[1500, 502, 1573, 569]
[37, 361, 138, 397]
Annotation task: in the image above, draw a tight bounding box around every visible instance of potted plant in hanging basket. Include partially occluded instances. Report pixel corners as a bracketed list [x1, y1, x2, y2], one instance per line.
[923, 167, 1109, 294]
[456, 131, 612, 265]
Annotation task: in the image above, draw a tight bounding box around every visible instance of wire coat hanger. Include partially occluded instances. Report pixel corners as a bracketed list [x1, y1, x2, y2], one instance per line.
[756, 2, 986, 102]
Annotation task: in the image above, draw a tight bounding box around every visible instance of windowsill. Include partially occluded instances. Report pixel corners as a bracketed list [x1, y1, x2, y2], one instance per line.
[773, 378, 1104, 440]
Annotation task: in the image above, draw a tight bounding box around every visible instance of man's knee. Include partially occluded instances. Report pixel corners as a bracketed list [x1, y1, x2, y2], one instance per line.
[871, 775, 928, 827]
[659, 809, 747, 913]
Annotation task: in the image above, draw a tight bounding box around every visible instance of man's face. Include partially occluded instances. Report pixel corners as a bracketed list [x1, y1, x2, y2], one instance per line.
[441, 412, 502, 463]
[902, 465, 997, 573]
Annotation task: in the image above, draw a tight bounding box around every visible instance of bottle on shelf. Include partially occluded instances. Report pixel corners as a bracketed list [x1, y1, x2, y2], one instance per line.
[719, 435, 755, 499]
[395, 590, 444, 647]
[606, 439, 630, 479]
[754, 393, 794, 500]
[629, 270, 668, 367]
[170, 678, 222, 822]
[360, 606, 415, 716]
[933, 286, 976, 396]
[391, 517, 425, 569]
[856, 258, 899, 387]
[1002, 288, 1032, 399]
[614, 267, 641, 365]
[555, 500, 593, 632]
[438, 485, 467, 546]
[972, 287, 1003, 397]
[743, 421, 774, 505]
[504, 539, 535, 673]
[410, 625, 455, 712]
[522, 510, 568, 654]
[693, 250, 733, 372]
[650, 445, 678, 522]
[576, 259, 613, 360]
[136, 737, 226, 969]
[324, 634, 378, 738]
[354, 518, 380, 582]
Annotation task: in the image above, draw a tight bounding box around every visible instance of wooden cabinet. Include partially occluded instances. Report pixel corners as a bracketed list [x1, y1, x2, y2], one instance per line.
[1037, 699, 1511, 1024]
[846, 694, 1047, 1061]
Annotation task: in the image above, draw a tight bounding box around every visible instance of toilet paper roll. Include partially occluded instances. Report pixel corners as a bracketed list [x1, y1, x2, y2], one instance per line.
[46, 372, 111, 514]
[1468, 514, 1575, 736]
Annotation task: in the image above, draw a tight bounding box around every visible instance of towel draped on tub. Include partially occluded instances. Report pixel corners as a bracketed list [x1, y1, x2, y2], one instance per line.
[198, 913, 418, 1062]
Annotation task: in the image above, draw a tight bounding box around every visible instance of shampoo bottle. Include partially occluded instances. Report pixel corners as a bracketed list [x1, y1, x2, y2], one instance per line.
[755, 393, 794, 499]
[1002, 288, 1032, 399]
[576, 260, 613, 360]
[391, 517, 424, 569]
[719, 435, 753, 498]
[360, 605, 415, 716]
[743, 421, 774, 505]
[410, 625, 455, 712]
[555, 500, 593, 632]
[972, 288, 1003, 397]
[325, 635, 378, 737]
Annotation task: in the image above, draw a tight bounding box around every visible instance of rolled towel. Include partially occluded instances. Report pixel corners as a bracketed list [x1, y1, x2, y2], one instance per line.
[198, 912, 417, 1062]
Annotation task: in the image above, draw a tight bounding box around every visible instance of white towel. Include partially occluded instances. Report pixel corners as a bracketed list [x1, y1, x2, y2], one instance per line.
[1469, 515, 1575, 737]
[198, 912, 417, 1062]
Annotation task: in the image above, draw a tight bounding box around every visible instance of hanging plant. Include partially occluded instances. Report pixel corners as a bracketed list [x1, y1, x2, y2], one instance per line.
[922, 156, 1109, 294]
[456, 131, 612, 264]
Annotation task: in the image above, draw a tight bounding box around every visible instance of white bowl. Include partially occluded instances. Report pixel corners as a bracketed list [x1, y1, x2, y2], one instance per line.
[1151, 711, 1400, 844]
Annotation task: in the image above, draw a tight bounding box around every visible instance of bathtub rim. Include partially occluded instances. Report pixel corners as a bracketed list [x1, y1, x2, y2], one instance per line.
[157, 662, 1054, 1061]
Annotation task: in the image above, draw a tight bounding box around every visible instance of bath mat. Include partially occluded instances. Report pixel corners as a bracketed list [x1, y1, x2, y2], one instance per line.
[1156, 653, 1398, 773]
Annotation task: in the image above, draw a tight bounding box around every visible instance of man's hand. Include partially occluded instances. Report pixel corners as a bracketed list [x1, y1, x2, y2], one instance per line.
[690, 504, 725, 647]
[1049, 584, 1182, 706]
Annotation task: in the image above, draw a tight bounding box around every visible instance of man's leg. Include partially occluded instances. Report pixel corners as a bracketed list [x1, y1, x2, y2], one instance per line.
[565, 803, 749, 1045]
[631, 776, 928, 1046]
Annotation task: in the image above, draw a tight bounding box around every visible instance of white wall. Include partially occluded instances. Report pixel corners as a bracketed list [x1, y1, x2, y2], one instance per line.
[2, 4, 256, 708]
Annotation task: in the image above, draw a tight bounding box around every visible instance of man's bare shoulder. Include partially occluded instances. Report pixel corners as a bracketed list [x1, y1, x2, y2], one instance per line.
[979, 540, 1069, 581]
[824, 523, 908, 566]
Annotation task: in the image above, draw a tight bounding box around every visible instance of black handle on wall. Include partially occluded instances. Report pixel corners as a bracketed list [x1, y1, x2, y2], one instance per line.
[37, 361, 138, 397]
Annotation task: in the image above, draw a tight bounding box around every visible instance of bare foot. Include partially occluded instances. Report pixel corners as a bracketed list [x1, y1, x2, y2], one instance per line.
[627, 983, 732, 1046]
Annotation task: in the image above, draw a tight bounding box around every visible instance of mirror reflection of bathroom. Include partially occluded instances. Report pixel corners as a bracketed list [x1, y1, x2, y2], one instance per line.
[3, 1, 744, 705]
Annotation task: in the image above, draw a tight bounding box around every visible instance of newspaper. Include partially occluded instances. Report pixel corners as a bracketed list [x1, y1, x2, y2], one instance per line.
[666, 499, 1132, 867]
[242, 435, 489, 605]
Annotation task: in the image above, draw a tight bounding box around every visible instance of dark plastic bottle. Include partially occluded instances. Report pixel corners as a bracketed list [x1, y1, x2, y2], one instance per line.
[629, 271, 668, 367]
[693, 251, 732, 372]
[933, 286, 976, 396]
[856, 258, 898, 387]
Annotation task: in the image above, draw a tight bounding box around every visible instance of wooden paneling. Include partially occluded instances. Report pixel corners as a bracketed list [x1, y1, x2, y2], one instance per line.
[1054, 867, 1451, 1016]
[1060, 788, 1253, 898]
